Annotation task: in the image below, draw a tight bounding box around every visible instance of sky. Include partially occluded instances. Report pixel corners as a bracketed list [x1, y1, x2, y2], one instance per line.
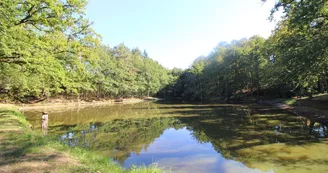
[86, 0, 279, 69]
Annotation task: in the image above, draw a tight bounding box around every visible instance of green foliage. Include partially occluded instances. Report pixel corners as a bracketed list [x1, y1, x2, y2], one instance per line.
[268, 0, 328, 97]
[165, 36, 268, 100]
[1, 0, 327, 101]
[165, 1, 328, 100]
[0, 0, 170, 101]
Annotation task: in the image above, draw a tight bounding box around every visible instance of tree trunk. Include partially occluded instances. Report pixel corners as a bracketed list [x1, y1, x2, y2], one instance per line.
[97, 84, 101, 98]
[308, 92, 313, 99]
[254, 52, 260, 94]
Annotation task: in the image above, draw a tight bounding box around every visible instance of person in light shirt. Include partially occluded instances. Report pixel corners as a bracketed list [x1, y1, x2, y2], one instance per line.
[41, 112, 48, 136]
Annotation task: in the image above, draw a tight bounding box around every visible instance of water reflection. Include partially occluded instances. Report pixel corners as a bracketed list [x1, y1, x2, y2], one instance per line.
[307, 119, 328, 137]
[24, 102, 328, 173]
[122, 127, 273, 173]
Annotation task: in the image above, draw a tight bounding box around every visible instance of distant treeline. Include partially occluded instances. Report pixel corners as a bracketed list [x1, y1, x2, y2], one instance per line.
[1, 0, 327, 102]
[162, 0, 328, 100]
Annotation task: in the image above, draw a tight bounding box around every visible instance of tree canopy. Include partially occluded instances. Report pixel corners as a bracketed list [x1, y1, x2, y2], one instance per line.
[164, 0, 328, 100]
[0, 0, 170, 101]
[1, 0, 327, 102]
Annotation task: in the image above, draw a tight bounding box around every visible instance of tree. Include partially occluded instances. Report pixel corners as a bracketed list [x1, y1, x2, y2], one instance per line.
[0, 1, 171, 101]
[269, 0, 328, 97]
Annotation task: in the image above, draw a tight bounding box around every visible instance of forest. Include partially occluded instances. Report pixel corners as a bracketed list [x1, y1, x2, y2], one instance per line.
[1, 0, 327, 102]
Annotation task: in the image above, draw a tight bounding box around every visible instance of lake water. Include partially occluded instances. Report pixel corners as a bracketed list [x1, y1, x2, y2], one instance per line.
[24, 102, 328, 173]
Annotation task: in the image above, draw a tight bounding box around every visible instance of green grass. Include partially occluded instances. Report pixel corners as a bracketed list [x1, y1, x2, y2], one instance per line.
[282, 98, 297, 105]
[271, 93, 328, 107]
[267, 98, 295, 105]
[0, 107, 163, 173]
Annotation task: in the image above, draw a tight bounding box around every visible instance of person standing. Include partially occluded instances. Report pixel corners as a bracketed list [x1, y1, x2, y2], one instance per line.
[41, 112, 48, 136]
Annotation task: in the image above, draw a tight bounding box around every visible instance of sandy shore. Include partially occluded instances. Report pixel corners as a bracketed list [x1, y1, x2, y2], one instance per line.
[0, 98, 146, 111]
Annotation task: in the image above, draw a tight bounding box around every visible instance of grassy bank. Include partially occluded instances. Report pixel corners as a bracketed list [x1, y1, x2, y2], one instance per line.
[0, 107, 162, 173]
[262, 93, 328, 122]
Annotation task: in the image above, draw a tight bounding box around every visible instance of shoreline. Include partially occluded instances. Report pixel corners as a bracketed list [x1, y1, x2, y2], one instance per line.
[259, 98, 328, 124]
[0, 106, 161, 173]
[1, 96, 327, 172]
[0, 98, 149, 111]
[3, 95, 327, 123]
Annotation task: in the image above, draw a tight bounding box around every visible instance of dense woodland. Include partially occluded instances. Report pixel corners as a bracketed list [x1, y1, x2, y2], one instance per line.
[0, 0, 327, 102]
[163, 0, 328, 100]
[0, 0, 171, 101]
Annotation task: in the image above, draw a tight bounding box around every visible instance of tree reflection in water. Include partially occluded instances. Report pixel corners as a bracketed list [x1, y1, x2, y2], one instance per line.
[25, 103, 328, 173]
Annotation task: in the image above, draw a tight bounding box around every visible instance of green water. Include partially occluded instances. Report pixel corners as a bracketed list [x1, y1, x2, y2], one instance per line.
[24, 102, 328, 173]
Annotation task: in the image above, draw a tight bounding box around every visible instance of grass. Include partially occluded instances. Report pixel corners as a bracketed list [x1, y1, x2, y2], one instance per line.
[292, 93, 328, 110]
[0, 107, 163, 173]
[264, 93, 328, 122]
[281, 98, 297, 105]
[268, 98, 297, 106]
[269, 93, 328, 106]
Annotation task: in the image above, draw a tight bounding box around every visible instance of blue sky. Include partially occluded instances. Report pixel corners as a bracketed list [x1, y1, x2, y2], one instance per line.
[86, 0, 278, 69]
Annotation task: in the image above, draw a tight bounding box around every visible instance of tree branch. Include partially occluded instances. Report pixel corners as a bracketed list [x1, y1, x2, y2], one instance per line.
[15, 6, 49, 26]
[15, 5, 35, 26]
[53, 50, 77, 55]
[0, 58, 26, 64]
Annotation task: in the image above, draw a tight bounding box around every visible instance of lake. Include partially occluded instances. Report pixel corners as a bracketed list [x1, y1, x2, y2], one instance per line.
[24, 102, 328, 173]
